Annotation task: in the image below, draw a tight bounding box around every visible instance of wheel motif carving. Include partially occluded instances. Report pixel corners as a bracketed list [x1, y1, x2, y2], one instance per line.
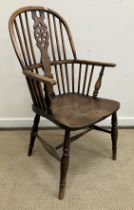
[34, 25, 49, 47]
[32, 11, 54, 95]
[32, 11, 49, 48]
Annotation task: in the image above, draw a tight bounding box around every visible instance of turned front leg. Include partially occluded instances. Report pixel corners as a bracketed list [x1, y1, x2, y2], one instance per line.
[111, 112, 118, 160]
[59, 130, 70, 200]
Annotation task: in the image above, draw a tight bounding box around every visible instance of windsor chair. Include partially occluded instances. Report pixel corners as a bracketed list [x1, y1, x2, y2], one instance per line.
[9, 6, 120, 199]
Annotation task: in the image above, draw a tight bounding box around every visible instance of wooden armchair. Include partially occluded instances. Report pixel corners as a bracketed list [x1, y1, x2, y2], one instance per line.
[9, 6, 120, 199]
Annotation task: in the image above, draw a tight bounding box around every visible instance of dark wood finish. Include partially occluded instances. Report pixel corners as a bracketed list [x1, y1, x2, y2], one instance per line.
[93, 125, 111, 134]
[28, 114, 40, 156]
[23, 70, 56, 84]
[86, 64, 94, 95]
[59, 130, 70, 199]
[111, 112, 118, 160]
[50, 59, 115, 67]
[51, 94, 119, 130]
[93, 66, 105, 98]
[56, 126, 93, 150]
[82, 64, 88, 94]
[9, 6, 120, 199]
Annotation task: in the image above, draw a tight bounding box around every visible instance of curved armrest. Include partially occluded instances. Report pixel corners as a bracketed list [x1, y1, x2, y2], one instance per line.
[50, 59, 116, 68]
[74, 59, 116, 68]
[23, 70, 56, 85]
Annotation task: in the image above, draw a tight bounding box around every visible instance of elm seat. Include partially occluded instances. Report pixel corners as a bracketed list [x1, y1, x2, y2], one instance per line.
[9, 6, 120, 200]
[51, 94, 120, 129]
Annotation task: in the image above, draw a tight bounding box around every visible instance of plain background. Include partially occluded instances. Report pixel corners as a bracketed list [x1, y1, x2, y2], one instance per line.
[0, 0, 134, 127]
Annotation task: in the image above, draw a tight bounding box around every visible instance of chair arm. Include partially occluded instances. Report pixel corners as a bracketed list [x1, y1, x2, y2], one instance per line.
[73, 59, 116, 68]
[50, 59, 116, 68]
[23, 70, 56, 85]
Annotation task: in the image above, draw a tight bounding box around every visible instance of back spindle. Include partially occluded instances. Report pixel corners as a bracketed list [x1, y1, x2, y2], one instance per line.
[53, 16, 65, 94]
[78, 63, 82, 94]
[59, 20, 70, 93]
[72, 63, 74, 93]
[82, 64, 88, 95]
[86, 65, 94, 95]
[47, 13, 61, 95]
[14, 18, 28, 67]
[25, 12, 37, 68]
[19, 13, 32, 66]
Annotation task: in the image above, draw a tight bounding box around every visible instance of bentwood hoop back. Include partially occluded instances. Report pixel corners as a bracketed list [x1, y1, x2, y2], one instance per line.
[9, 6, 120, 199]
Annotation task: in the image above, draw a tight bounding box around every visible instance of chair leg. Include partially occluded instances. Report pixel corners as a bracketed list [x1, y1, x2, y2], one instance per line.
[111, 112, 118, 160]
[59, 129, 70, 200]
[28, 114, 40, 156]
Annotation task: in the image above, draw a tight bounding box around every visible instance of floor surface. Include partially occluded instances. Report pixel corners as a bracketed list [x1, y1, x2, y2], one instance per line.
[0, 129, 134, 210]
